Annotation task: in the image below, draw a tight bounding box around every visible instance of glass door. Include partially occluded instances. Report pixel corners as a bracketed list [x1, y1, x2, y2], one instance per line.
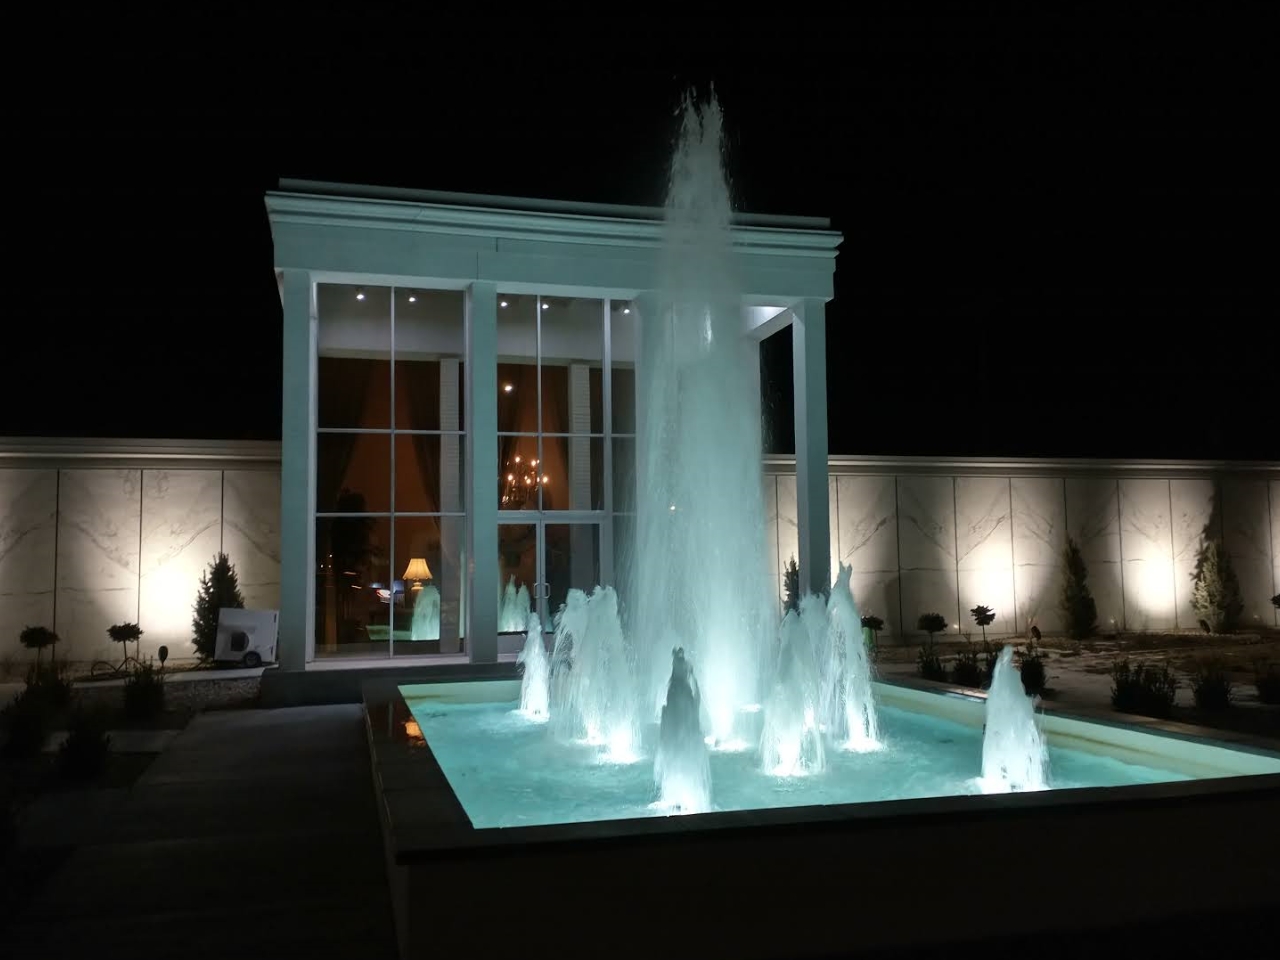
[498, 518, 601, 651]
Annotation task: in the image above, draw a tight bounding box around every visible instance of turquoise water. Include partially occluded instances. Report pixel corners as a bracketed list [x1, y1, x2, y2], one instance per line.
[404, 696, 1190, 829]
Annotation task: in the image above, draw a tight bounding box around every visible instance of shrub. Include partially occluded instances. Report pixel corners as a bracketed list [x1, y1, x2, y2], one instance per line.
[1, 688, 50, 758]
[1060, 539, 1098, 640]
[1111, 660, 1178, 719]
[1191, 539, 1244, 634]
[1254, 661, 1280, 705]
[1272, 594, 1280, 611]
[107, 622, 144, 661]
[917, 613, 947, 644]
[19, 625, 59, 667]
[782, 556, 800, 615]
[951, 641, 983, 688]
[861, 615, 884, 663]
[58, 709, 111, 781]
[192, 552, 245, 660]
[917, 646, 947, 682]
[1018, 643, 1047, 696]
[970, 605, 996, 643]
[123, 661, 166, 720]
[25, 660, 73, 712]
[1189, 657, 1233, 711]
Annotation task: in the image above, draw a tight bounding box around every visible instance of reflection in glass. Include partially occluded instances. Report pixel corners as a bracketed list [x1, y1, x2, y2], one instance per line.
[544, 523, 601, 618]
[539, 297, 604, 434]
[610, 302, 637, 434]
[315, 516, 390, 658]
[539, 435, 603, 511]
[394, 358, 465, 432]
[391, 517, 465, 655]
[497, 361, 538, 433]
[316, 432, 391, 514]
[498, 524, 537, 633]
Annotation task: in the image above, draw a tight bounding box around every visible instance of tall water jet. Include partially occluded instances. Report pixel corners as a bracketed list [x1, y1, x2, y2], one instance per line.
[978, 646, 1049, 793]
[498, 576, 531, 634]
[410, 584, 440, 641]
[654, 647, 712, 812]
[549, 589, 590, 741]
[759, 609, 826, 776]
[632, 93, 773, 745]
[826, 565, 880, 751]
[517, 612, 549, 720]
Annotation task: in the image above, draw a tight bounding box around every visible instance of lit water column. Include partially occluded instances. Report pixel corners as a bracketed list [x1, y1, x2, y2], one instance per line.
[439, 358, 462, 652]
[466, 282, 499, 662]
[278, 268, 316, 670]
[568, 362, 594, 592]
[792, 299, 830, 597]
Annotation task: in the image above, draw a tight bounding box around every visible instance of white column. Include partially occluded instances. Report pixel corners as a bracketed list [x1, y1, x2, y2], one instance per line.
[465, 282, 499, 662]
[439, 358, 462, 653]
[278, 269, 315, 671]
[792, 298, 830, 596]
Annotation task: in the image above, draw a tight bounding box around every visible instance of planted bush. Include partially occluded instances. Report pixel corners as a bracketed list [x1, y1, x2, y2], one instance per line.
[1060, 539, 1098, 640]
[970, 605, 996, 643]
[782, 556, 800, 615]
[107, 622, 144, 662]
[1111, 660, 1178, 719]
[26, 660, 73, 711]
[1191, 539, 1244, 634]
[58, 709, 111, 781]
[861, 615, 884, 663]
[123, 661, 166, 720]
[951, 641, 983, 688]
[1252, 660, 1280, 705]
[19, 625, 59, 667]
[1189, 657, 1233, 711]
[1019, 643, 1047, 696]
[917, 646, 947, 682]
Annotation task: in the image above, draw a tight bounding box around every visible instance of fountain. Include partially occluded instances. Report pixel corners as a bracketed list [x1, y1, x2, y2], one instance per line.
[498, 576, 531, 634]
[653, 647, 712, 812]
[517, 612, 549, 720]
[978, 646, 1049, 793]
[826, 564, 880, 752]
[409, 584, 440, 642]
[759, 608, 826, 776]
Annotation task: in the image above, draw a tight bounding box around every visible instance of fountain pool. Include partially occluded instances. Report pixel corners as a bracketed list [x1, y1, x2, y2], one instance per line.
[403, 688, 1188, 829]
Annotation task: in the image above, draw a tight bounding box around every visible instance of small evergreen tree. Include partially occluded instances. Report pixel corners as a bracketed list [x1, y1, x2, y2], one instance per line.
[1191, 539, 1244, 634]
[970, 605, 996, 643]
[19, 625, 59, 667]
[107, 622, 144, 662]
[192, 553, 245, 660]
[782, 556, 800, 614]
[1060, 538, 1098, 640]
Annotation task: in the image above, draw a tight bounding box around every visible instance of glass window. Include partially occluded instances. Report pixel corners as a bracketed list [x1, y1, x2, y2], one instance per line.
[611, 436, 636, 515]
[498, 435, 542, 511]
[315, 516, 391, 658]
[395, 288, 465, 431]
[610, 301, 637, 435]
[318, 284, 391, 429]
[539, 435, 603, 512]
[392, 516, 465, 655]
[316, 433, 391, 514]
[539, 298, 604, 434]
[394, 434, 465, 515]
[498, 523, 538, 634]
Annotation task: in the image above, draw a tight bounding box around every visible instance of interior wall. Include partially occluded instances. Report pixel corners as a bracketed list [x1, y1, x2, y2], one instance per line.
[0, 467, 280, 664]
[767, 470, 1280, 640]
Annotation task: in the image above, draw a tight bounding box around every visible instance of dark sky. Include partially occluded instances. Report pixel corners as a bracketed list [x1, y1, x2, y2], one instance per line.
[6, 11, 1275, 460]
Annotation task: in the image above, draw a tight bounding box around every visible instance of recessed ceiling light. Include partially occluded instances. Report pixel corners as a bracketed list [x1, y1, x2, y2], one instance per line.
[623, 307, 631, 314]
[355, 288, 366, 301]
[502, 383, 514, 393]
[541, 302, 549, 310]
[408, 294, 417, 303]
[500, 301, 508, 308]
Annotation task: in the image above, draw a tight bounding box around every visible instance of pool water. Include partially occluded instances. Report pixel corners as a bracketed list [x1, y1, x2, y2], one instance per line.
[404, 695, 1191, 829]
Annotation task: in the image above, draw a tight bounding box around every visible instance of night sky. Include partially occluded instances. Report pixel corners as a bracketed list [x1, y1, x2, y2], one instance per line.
[6, 12, 1274, 460]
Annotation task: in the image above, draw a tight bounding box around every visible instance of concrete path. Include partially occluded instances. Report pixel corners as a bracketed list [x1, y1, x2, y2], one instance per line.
[7, 706, 397, 960]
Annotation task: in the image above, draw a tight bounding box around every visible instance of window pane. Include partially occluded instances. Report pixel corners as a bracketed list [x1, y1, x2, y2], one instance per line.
[395, 288, 465, 431]
[611, 436, 636, 515]
[540, 297, 603, 434]
[316, 432, 390, 513]
[318, 284, 391, 429]
[394, 433, 464, 514]
[610, 302, 637, 433]
[497, 435, 542, 510]
[497, 294, 538, 433]
[540, 435, 603, 511]
[391, 516, 465, 655]
[315, 516, 390, 658]
[498, 523, 537, 634]
[544, 523, 600, 618]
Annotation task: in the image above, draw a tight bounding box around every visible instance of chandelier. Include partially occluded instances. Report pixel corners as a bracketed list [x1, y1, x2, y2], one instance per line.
[500, 454, 550, 508]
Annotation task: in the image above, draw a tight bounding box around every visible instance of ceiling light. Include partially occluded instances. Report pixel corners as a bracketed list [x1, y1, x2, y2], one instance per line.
[408, 294, 417, 303]
[500, 301, 508, 308]
[502, 383, 514, 393]
[541, 302, 549, 310]
[355, 288, 366, 301]
[623, 307, 631, 314]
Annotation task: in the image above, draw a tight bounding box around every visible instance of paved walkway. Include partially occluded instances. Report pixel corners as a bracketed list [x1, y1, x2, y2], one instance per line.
[7, 706, 397, 960]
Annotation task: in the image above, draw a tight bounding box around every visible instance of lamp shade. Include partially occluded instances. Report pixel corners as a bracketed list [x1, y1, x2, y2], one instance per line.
[403, 557, 433, 581]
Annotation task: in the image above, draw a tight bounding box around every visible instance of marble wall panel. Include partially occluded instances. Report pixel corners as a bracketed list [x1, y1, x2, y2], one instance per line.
[138, 470, 223, 656]
[763, 475, 779, 613]
[1221, 479, 1274, 624]
[835, 475, 897, 574]
[955, 477, 1015, 635]
[900, 568, 959, 638]
[55, 469, 141, 662]
[1118, 478, 1175, 631]
[896, 476, 956, 572]
[1169, 478, 1215, 629]
[0, 470, 58, 655]
[223, 470, 282, 611]
[776, 474, 799, 601]
[1065, 478, 1121, 564]
[1011, 478, 1067, 634]
[848, 571, 900, 640]
[829, 477, 840, 587]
